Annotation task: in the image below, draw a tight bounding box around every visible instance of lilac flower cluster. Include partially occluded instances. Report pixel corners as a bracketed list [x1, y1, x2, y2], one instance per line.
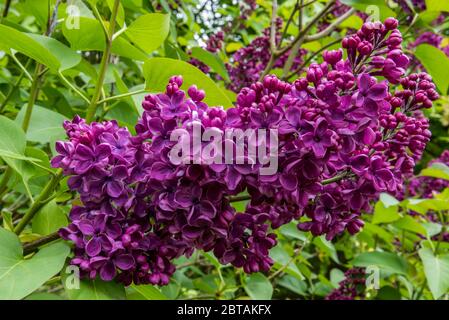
[394, 0, 426, 14]
[226, 19, 307, 92]
[410, 31, 443, 49]
[53, 118, 186, 285]
[326, 268, 366, 300]
[54, 19, 438, 285]
[408, 150, 449, 199]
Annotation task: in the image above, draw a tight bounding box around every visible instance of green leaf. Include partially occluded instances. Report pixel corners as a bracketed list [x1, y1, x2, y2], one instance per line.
[2, 211, 14, 231]
[25, 292, 64, 300]
[62, 17, 148, 61]
[425, 0, 449, 12]
[392, 216, 427, 235]
[270, 245, 304, 280]
[422, 222, 443, 238]
[339, 15, 364, 30]
[415, 44, 449, 94]
[0, 115, 26, 174]
[124, 13, 170, 54]
[352, 251, 408, 275]
[339, 0, 396, 20]
[32, 200, 68, 235]
[15, 105, 67, 144]
[22, 0, 49, 27]
[330, 268, 345, 288]
[376, 286, 402, 300]
[244, 273, 273, 300]
[278, 275, 307, 296]
[112, 68, 141, 115]
[363, 222, 395, 243]
[418, 247, 449, 299]
[379, 193, 400, 207]
[143, 58, 233, 108]
[372, 200, 401, 224]
[313, 236, 340, 263]
[129, 284, 168, 300]
[0, 116, 44, 198]
[0, 227, 69, 300]
[62, 276, 126, 300]
[0, 149, 42, 162]
[279, 222, 308, 242]
[407, 198, 449, 214]
[27, 34, 82, 72]
[190, 47, 230, 81]
[421, 163, 449, 181]
[0, 25, 80, 71]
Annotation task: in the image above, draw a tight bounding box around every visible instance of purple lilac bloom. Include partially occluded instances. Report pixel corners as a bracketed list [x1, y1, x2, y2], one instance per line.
[54, 18, 438, 286]
[326, 268, 366, 300]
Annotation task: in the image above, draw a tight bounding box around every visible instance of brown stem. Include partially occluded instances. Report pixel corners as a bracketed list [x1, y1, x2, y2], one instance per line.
[304, 8, 355, 42]
[277, 0, 336, 57]
[322, 171, 353, 185]
[1, 0, 12, 20]
[23, 231, 61, 256]
[269, 0, 278, 52]
[260, 0, 336, 79]
[229, 195, 251, 202]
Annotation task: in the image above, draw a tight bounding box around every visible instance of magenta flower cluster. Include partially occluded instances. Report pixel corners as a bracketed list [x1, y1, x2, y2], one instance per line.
[54, 18, 438, 286]
[326, 267, 366, 300]
[394, 0, 426, 13]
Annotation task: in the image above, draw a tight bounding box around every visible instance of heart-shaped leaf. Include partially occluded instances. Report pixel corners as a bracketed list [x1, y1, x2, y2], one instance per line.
[0, 25, 80, 71]
[0, 227, 69, 300]
[419, 247, 449, 299]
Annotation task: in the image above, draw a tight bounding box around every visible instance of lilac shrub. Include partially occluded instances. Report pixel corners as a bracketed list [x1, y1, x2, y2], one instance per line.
[53, 19, 438, 285]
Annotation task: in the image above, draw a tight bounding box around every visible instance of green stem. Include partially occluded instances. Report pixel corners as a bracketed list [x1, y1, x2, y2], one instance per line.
[11, 54, 33, 81]
[58, 72, 90, 103]
[14, 170, 63, 235]
[96, 89, 146, 104]
[277, 0, 336, 57]
[281, 0, 303, 78]
[0, 60, 30, 113]
[260, 0, 335, 79]
[21, 64, 43, 132]
[322, 171, 352, 185]
[84, 0, 120, 123]
[435, 210, 446, 254]
[278, 0, 300, 49]
[304, 8, 355, 41]
[0, 168, 13, 198]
